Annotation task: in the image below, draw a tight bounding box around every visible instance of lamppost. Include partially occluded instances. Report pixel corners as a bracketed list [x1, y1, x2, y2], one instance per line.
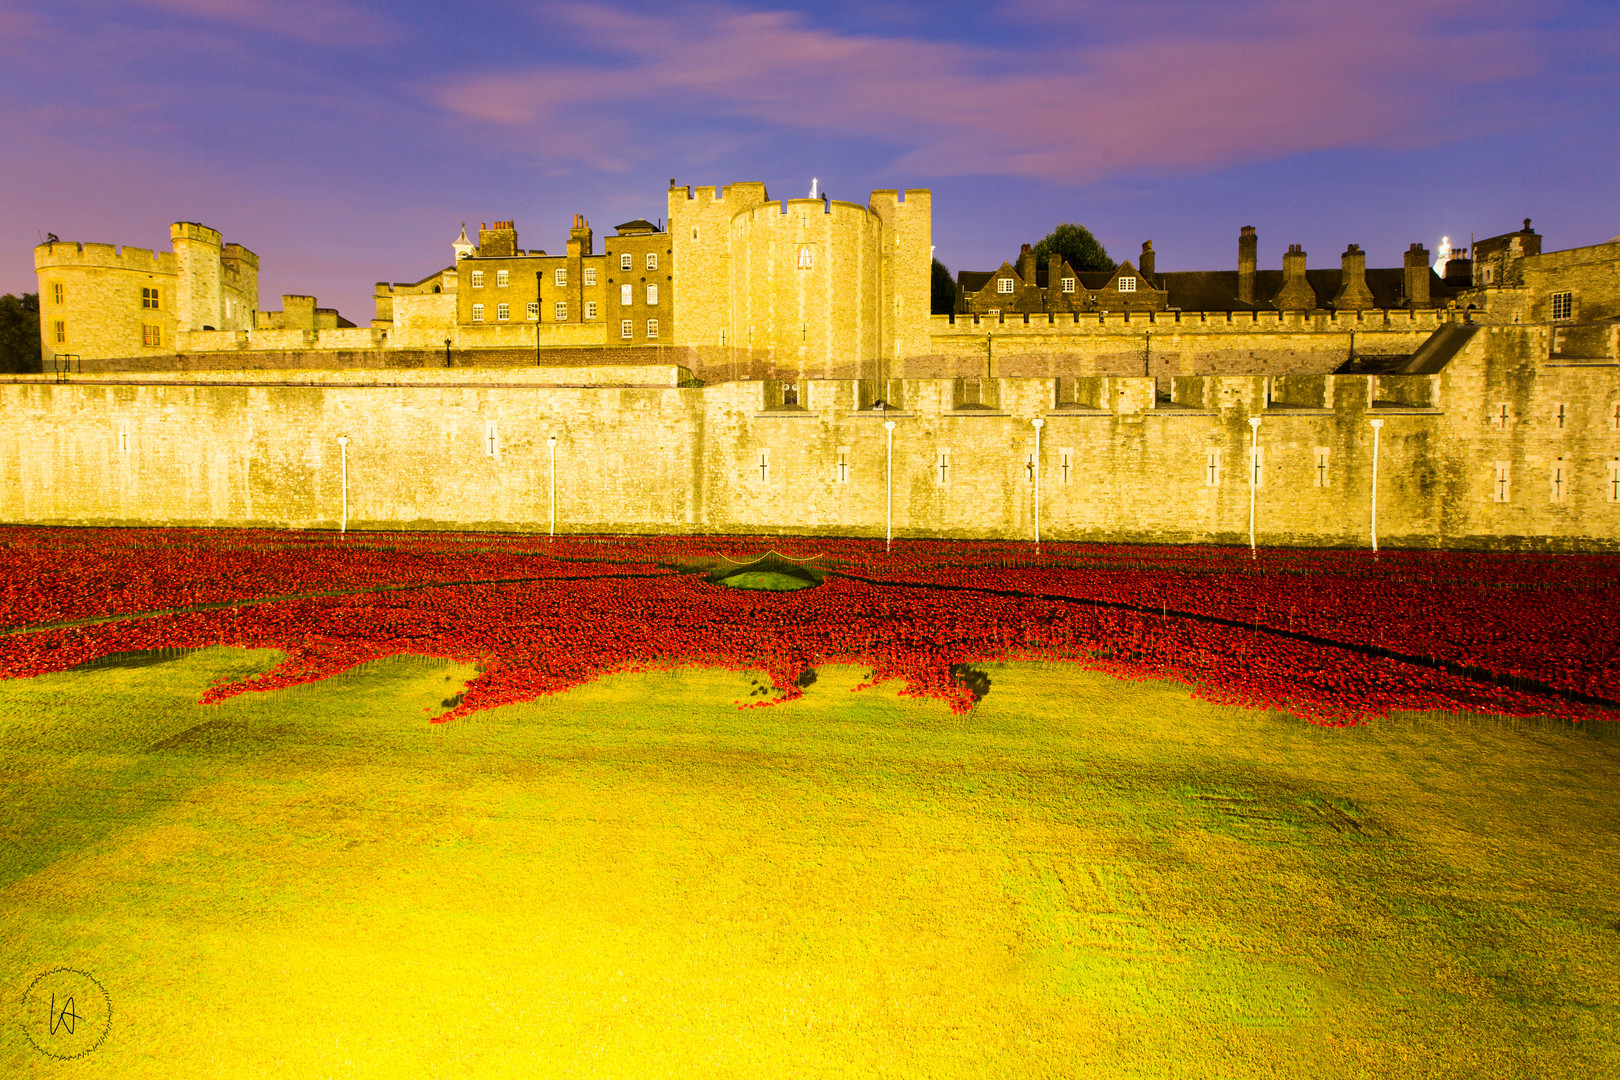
[1031, 417, 1044, 547]
[337, 435, 349, 535]
[884, 419, 896, 552]
[1248, 417, 1261, 556]
[1369, 418, 1384, 553]
[547, 435, 558, 538]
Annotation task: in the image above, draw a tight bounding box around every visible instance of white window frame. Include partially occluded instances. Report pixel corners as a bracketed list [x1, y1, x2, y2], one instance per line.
[584, 301, 597, 320]
[584, 267, 596, 286]
[1117, 276, 1137, 293]
[470, 270, 484, 288]
[646, 318, 659, 338]
[997, 278, 1014, 294]
[620, 253, 633, 271]
[554, 302, 567, 321]
[554, 268, 567, 287]
[620, 319, 633, 339]
[798, 246, 813, 270]
[646, 252, 657, 270]
[496, 302, 510, 321]
[496, 270, 509, 288]
[1061, 277, 1076, 294]
[471, 303, 484, 322]
[646, 284, 658, 305]
[526, 302, 539, 321]
[621, 284, 632, 306]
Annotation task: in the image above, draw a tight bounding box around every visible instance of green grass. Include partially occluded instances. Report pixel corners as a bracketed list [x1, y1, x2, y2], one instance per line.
[2, 649, 1618, 1078]
[715, 570, 817, 591]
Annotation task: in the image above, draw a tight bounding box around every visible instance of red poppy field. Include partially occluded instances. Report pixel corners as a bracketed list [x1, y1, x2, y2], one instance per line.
[3, 525, 1615, 729]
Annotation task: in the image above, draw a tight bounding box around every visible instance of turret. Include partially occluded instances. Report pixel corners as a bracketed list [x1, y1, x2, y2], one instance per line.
[452, 223, 475, 261]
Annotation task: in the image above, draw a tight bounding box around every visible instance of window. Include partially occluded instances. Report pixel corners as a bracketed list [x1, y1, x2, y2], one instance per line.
[1550, 461, 1567, 503]
[496, 270, 509, 288]
[936, 449, 951, 486]
[118, 421, 128, 454]
[1313, 447, 1330, 488]
[1061, 277, 1075, 294]
[621, 319, 633, 339]
[836, 446, 849, 484]
[646, 252, 657, 270]
[781, 383, 799, 407]
[1553, 403, 1567, 429]
[620, 253, 633, 271]
[142, 324, 161, 346]
[962, 378, 981, 406]
[526, 302, 539, 321]
[997, 278, 1014, 294]
[471, 303, 484, 322]
[554, 268, 566, 287]
[986, 309, 1000, 318]
[52, 283, 63, 304]
[1117, 276, 1137, 292]
[621, 284, 632, 306]
[646, 318, 658, 338]
[485, 421, 499, 458]
[646, 284, 658, 305]
[1493, 462, 1511, 503]
[470, 270, 484, 288]
[497, 303, 510, 321]
[798, 246, 813, 270]
[1024, 453, 1035, 484]
[141, 287, 160, 309]
[1611, 402, 1620, 432]
[757, 449, 770, 484]
[1205, 450, 1221, 487]
[1058, 448, 1072, 485]
[54, 321, 64, 343]
[1608, 459, 1620, 503]
[584, 267, 596, 286]
[1492, 403, 1511, 429]
[1551, 291, 1573, 320]
[225, 298, 233, 319]
[584, 301, 597, 320]
[1250, 446, 1263, 488]
[554, 302, 567, 321]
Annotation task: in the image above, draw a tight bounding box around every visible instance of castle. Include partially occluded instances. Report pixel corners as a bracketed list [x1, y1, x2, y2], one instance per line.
[15, 181, 1620, 550]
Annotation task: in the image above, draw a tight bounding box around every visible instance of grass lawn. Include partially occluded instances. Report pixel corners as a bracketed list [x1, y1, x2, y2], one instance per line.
[2, 649, 1617, 1078]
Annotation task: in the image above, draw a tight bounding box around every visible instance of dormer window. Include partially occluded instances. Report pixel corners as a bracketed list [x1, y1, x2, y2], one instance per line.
[997, 278, 1014, 294]
[1117, 276, 1137, 292]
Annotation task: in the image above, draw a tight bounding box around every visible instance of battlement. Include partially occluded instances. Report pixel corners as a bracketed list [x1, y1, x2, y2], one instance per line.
[927, 307, 1449, 334]
[171, 222, 222, 247]
[34, 240, 179, 274]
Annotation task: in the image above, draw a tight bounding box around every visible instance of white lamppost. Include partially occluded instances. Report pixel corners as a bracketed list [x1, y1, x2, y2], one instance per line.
[1369, 418, 1384, 553]
[547, 435, 558, 538]
[884, 419, 896, 552]
[1248, 417, 1261, 556]
[337, 435, 349, 534]
[1031, 417, 1044, 547]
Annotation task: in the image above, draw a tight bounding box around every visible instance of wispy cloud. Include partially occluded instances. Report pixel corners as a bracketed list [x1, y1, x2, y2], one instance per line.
[131, 0, 401, 46]
[433, 0, 1535, 181]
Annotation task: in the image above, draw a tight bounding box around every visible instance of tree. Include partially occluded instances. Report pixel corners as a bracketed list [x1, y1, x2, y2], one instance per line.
[1031, 224, 1114, 274]
[931, 257, 956, 314]
[0, 293, 42, 374]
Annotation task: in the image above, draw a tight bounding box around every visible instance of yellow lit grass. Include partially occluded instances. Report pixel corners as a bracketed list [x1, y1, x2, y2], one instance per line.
[1, 650, 1617, 1079]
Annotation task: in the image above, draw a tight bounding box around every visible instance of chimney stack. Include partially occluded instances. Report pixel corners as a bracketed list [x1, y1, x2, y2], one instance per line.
[1271, 244, 1318, 311]
[567, 214, 593, 258]
[478, 220, 518, 257]
[1017, 243, 1036, 285]
[1238, 226, 1257, 305]
[1404, 243, 1430, 306]
[1139, 240, 1155, 280]
[1332, 244, 1374, 310]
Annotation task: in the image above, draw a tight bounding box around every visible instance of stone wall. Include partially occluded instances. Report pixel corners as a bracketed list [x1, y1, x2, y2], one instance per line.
[4, 327, 1616, 550]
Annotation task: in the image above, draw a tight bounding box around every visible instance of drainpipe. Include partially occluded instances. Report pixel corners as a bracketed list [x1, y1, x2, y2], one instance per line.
[337, 435, 349, 534]
[884, 419, 896, 552]
[1031, 418, 1044, 547]
[548, 435, 558, 538]
[1369, 418, 1384, 553]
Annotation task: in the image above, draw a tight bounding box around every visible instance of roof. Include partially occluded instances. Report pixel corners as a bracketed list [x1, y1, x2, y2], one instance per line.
[1157, 268, 1462, 312]
[615, 219, 660, 235]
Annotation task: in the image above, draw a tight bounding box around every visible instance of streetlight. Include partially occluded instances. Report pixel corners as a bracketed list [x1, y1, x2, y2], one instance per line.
[884, 420, 896, 552]
[547, 435, 558, 538]
[1031, 417, 1044, 547]
[337, 435, 349, 535]
[1368, 418, 1384, 553]
[1248, 417, 1261, 556]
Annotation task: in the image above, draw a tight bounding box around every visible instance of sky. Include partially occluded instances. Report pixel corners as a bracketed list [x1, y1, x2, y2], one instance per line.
[1, 0, 1616, 323]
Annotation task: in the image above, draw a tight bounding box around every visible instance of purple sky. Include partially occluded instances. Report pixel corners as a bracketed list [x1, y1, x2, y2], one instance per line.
[3, 0, 1616, 323]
